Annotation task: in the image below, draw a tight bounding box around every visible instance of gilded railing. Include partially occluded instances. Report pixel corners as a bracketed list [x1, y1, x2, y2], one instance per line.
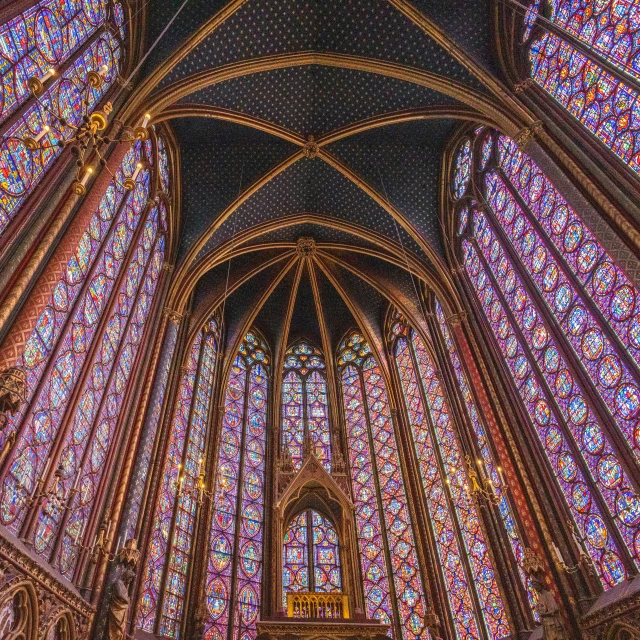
[286, 592, 350, 619]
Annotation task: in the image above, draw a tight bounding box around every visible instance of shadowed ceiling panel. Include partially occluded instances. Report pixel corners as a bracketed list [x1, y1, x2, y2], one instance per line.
[252, 261, 299, 354]
[318, 257, 388, 363]
[190, 247, 291, 317]
[322, 249, 429, 336]
[409, 0, 501, 77]
[326, 118, 457, 257]
[219, 257, 295, 355]
[197, 157, 422, 260]
[287, 266, 323, 348]
[178, 66, 456, 137]
[239, 223, 393, 253]
[172, 118, 298, 259]
[313, 264, 357, 357]
[159, 0, 486, 91]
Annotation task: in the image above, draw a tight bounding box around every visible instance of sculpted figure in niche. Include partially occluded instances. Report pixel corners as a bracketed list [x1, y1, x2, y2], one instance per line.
[108, 567, 136, 640]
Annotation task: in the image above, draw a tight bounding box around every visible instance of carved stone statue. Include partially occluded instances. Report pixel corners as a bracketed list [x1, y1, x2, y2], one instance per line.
[108, 568, 136, 640]
[522, 548, 568, 640]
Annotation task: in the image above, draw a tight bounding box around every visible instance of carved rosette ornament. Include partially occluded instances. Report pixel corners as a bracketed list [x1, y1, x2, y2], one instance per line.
[296, 237, 316, 258]
[302, 135, 319, 159]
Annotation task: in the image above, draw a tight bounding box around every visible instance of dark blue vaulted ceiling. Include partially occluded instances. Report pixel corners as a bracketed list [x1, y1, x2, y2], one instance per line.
[141, 0, 501, 341]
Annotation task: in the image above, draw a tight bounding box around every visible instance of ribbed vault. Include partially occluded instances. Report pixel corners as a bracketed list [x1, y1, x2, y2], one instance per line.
[117, 0, 539, 322]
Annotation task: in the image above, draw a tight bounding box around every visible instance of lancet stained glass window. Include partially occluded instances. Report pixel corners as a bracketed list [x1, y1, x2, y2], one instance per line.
[204, 331, 269, 640]
[137, 317, 220, 638]
[523, 0, 640, 172]
[456, 126, 640, 587]
[283, 509, 342, 605]
[391, 316, 510, 639]
[282, 342, 331, 472]
[434, 298, 539, 618]
[338, 332, 427, 640]
[0, 1, 126, 239]
[0, 135, 170, 558]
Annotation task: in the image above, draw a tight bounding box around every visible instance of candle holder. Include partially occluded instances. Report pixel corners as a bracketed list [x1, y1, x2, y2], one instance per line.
[26, 463, 79, 518]
[551, 522, 597, 576]
[174, 459, 212, 506]
[464, 455, 502, 506]
[24, 39, 153, 197]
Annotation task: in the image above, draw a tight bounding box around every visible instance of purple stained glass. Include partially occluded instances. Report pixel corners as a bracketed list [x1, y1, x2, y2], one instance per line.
[0, 30, 122, 239]
[57, 235, 165, 577]
[546, 0, 640, 81]
[0, 158, 150, 533]
[528, 30, 640, 173]
[232, 363, 267, 640]
[435, 299, 540, 618]
[463, 238, 627, 588]
[340, 365, 394, 630]
[205, 332, 268, 640]
[282, 509, 341, 604]
[0, 0, 122, 126]
[402, 328, 511, 639]
[453, 139, 472, 199]
[137, 318, 219, 637]
[471, 162, 640, 575]
[282, 370, 304, 469]
[338, 332, 428, 640]
[136, 332, 203, 633]
[160, 326, 219, 639]
[33, 203, 161, 565]
[282, 343, 331, 472]
[394, 335, 483, 640]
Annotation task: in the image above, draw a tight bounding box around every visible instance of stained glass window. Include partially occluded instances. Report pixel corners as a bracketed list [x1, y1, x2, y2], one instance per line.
[523, 0, 640, 172]
[338, 332, 427, 640]
[0, 137, 169, 545]
[457, 125, 640, 587]
[281, 342, 331, 472]
[0, 0, 122, 125]
[283, 509, 342, 605]
[137, 317, 220, 637]
[434, 299, 539, 617]
[204, 331, 269, 640]
[0, 2, 126, 239]
[391, 317, 510, 639]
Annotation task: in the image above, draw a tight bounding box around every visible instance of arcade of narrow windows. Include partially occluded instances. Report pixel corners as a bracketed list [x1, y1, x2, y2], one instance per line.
[0, 1, 638, 639]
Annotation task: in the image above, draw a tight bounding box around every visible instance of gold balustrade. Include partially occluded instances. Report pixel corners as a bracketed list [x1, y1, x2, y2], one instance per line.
[286, 592, 350, 619]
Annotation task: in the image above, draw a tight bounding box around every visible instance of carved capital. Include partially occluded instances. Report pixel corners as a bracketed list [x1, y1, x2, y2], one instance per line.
[514, 121, 544, 151]
[513, 78, 535, 94]
[446, 311, 467, 329]
[162, 262, 175, 273]
[163, 306, 183, 324]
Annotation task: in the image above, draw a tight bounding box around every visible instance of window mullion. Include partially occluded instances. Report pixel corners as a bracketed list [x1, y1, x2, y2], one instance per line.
[22, 198, 157, 548]
[472, 237, 638, 577]
[356, 366, 403, 639]
[0, 24, 119, 140]
[6, 178, 146, 538]
[494, 164, 640, 386]
[528, 16, 640, 95]
[405, 338, 489, 640]
[48, 226, 162, 569]
[155, 332, 208, 634]
[478, 189, 640, 492]
[226, 360, 252, 640]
